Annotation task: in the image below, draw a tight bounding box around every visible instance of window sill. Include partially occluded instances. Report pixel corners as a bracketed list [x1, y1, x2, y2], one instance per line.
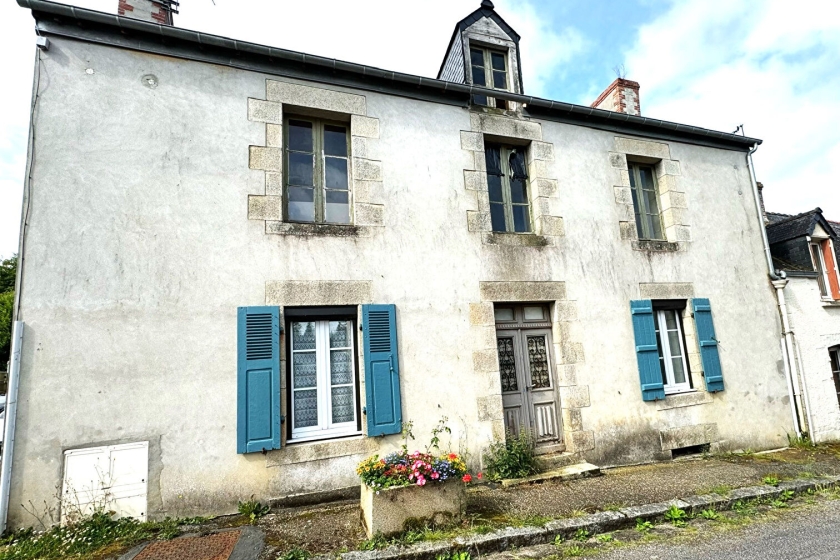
[632, 239, 682, 252]
[266, 433, 373, 467]
[482, 232, 553, 247]
[266, 221, 373, 238]
[822, 300, 840, 307]
[656, 391, 713, 411]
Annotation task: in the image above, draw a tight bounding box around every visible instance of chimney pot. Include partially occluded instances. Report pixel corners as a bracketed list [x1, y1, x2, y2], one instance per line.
[117, 0, 175, 25]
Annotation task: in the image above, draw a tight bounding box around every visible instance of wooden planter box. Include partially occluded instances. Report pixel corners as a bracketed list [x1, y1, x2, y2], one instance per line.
[360, 480, 466, 538]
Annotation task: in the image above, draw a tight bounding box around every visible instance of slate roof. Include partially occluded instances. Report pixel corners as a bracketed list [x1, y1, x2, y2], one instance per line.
[766, 212, 792, 224]
[765, 208, 827, 245]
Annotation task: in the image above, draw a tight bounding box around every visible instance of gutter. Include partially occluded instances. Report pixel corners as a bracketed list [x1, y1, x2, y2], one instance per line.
[16, 0, 761, 152]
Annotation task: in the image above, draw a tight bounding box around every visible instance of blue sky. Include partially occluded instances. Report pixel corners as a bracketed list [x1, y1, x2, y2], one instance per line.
[1, 0, 838, 258]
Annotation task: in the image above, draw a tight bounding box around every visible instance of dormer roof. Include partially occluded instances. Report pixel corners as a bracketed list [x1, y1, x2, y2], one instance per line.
[437, 1, 524, 94]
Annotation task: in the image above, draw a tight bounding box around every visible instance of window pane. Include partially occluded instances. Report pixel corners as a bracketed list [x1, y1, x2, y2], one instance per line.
[323, 125, 347, 156]
[288, 152, 314, 186]
[510, 178, 527, 203]
[331, 386, 355, 424]
[638, 166, 656, 190]
[664, 310, 678, 330]
[292, 322, 316, 350]
[287, 186, 315, 222]
[490, 202, 506, 232]
[497, 337, 518, 392]
[292, 352, 317, 388]
[472, 66, 487, 87]
[485, 147, 502, 175]
[512, 205, 530, 233]
[288, 120, 313, 152]
[325, 157, 348, 190]
[488, 174, 504, 202]
[470, 48, 485, 67]
[527, 336, 551, 389]
[293, 389, 318, 428]
[494, 308, 514, 321]
[473, 94, 489, 106]
[491, 52, 506, 71]
[509, 150, 528, 179]
[667, 331, 682, 358]
[523, 306, 545, 320]
[672, 357, 686, 384]
[329, 320, 351, 348]
[330, 350, 353, 385]
[325, 190, 350, 224]
[644, 188, 661, 215]
[493, 70, 507, 89]
[648, 212, 664, 240]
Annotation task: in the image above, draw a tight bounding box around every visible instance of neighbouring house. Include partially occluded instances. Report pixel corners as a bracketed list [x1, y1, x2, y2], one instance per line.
[765, 204, 840, 442]
[6, 0, 797, 527]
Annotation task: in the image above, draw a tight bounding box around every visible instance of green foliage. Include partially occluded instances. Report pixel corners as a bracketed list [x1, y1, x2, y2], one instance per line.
[237, 498, 270, 522]
[435, 551, 470, 560]
[596, 533, 614, 543]
[278, 547, 311, 560]
[427, 417, 452, 453]
[0, 291, 12, 365]
[0, 511, 205, 560]
[664, 505, 688, 527]
[0, 256, 15, 294]
[360, 533, 389, 551]
[762, 476, 780, 486]
[780, 490, 795, 502]
[572, 528, 589, 542]
[708, 485, 732, 496]
[564, 545, 585, 557]
[635, 518, 654, 533]
[553, 534, 565, 546]
[787, 433, 814, 449]
[700, 509, 720, 520]
[483, 431, 539, 481]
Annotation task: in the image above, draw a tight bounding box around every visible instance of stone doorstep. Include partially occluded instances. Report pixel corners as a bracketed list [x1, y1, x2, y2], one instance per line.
[119, 526, 264, 560]
[338, 476, 840, 560]
[500, 462, 601, 488]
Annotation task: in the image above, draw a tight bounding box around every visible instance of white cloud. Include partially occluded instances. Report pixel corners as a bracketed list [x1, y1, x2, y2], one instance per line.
[624, 0, 840, 217]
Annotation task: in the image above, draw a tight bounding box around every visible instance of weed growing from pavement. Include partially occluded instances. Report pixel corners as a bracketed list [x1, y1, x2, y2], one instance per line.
[762, 476, 780, 486]
[664, 505, 688, 527]
[635, 518, 654, 533]
[563, 544, 585, 557]
[703, 484, 732, 496]
[277, 547, 311, 560]
[700, 509, 720, 520]
[596, 533, 614, 543]
[237, 498, 270, 523]
[572, 528, 589, 541]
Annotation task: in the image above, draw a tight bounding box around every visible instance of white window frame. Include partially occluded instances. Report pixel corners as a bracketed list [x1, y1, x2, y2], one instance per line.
[809, 239, 831, 299]
[654, 309, 692, 395]
[290, 319, 360, 442]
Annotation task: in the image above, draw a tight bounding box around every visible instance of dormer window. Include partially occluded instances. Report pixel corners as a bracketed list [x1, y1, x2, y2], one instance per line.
[470, 46, 509, 108]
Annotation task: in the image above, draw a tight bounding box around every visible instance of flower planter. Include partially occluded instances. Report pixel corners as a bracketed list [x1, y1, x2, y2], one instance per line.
[360, 480, 466, 538]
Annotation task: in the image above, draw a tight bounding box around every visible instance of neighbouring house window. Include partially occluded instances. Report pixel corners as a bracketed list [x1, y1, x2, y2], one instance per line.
[485, 145, 531, 233]
[470, 46, 509, 108]
[653, 303, 692, 394]
[830, 346, 840, 408]
[629, 162, 664, 240]
[285, 117, 351, 224]
[810, 242, 830, 298]
[289, 317, 359, 441]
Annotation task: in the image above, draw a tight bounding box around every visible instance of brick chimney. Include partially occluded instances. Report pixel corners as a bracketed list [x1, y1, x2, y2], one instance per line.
[591, 78, 641, 116]
[118, 0, 176, 25]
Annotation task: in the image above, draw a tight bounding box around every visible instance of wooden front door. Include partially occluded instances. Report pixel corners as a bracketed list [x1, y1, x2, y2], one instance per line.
[495, 305, 563, 451]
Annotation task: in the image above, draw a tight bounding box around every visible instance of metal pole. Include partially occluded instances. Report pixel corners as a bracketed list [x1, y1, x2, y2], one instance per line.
[0, 322, 24, 533]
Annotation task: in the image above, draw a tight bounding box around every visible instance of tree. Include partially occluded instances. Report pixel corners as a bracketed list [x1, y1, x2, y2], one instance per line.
[0, 255, 16, 368]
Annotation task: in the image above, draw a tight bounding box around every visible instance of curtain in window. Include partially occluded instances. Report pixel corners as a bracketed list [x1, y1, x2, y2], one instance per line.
[509, 150, 527, 180]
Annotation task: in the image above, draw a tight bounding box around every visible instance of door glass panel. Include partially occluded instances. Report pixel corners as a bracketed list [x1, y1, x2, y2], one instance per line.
[523, 306, 545, 320]
[527, 336, 550, 389]
[497, 337, 518, 392]
[494, 308, 514, 322]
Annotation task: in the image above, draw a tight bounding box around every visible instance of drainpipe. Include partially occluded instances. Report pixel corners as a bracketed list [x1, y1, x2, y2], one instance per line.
[0, 322, 23, 534]
[746, 144, 805, 439]
[794, 339, 817, 443]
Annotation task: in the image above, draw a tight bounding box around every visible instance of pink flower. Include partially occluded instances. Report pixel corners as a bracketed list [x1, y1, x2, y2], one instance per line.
[431, 472, 440, 479]
[417, 477, 426, 486]
[477, 472, 483, 479]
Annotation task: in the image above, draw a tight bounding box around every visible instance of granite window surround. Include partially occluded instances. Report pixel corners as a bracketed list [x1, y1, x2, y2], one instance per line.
[610, 137, 690, 252]
[462, 113, 564, 246]
[247, 80, 384, 237]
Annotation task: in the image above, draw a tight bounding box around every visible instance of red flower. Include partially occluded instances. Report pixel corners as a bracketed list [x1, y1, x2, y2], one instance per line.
[462, 474, 472, 483]
[448, 453, 458, 460]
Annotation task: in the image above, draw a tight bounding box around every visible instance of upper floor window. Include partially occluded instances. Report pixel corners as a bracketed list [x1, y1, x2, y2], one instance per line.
[485, 144, 530, 233]
[629, 162, 664, 241]
[470, 46, 509, 109]
[285, 117, 350, 224]
[811, 242, 830, 298]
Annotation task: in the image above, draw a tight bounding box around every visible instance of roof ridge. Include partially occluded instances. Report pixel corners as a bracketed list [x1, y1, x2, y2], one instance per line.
[765, 208, 822, 229]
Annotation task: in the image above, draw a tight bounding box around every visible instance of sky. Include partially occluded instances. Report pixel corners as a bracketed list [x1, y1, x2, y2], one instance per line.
[1, 0, 839, 258]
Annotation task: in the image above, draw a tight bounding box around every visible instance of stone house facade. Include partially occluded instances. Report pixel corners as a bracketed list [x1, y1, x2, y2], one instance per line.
[766, 208, 840, 442]
[6, 0, 795, 526]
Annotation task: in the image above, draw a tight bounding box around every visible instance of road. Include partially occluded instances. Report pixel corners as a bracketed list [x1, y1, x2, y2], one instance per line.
[592, 499, 840, 560]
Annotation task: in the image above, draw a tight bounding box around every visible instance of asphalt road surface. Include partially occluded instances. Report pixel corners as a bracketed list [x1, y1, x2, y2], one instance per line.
[594, 499, 840, 559]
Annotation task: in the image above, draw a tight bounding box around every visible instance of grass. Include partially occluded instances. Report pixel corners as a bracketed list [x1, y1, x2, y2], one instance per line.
[0, 512, 207, 560]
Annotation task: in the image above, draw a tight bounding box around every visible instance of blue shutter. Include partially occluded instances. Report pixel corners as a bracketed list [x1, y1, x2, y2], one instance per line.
[630, 300, 666, 401]
[692, 298, 725, 393]
[362, 304, 402, 436]
[237, 306, 282, 453]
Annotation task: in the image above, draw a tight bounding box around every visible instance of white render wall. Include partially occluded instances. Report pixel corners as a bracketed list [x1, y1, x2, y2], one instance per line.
[784, 278, 840, 442]
[10, 37, 793, 526]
